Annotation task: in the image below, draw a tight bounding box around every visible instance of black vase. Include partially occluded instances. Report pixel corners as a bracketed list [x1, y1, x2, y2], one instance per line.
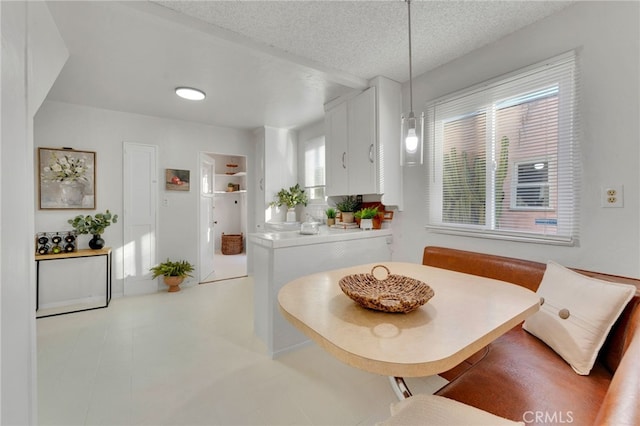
[89, 234, 105, 250]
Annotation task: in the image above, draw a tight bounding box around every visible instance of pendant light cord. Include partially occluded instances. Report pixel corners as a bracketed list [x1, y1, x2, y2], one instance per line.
[407, 0, 413, 114]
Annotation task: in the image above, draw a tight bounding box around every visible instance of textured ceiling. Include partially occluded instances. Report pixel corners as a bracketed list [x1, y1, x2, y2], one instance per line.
[45, 1, 574, 130]
[153, 1, 573, 83]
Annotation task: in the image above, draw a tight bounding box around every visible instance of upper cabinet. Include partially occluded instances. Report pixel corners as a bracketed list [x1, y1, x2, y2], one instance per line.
[324, 76, 402, 208]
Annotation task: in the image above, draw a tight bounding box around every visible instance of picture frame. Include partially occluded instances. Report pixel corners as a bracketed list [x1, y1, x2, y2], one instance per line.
[165, 168, 190, 191]
[38, 147, 96, 210]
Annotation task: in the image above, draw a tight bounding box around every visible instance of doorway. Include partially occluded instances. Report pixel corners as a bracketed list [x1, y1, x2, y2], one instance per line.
[198, 152, 248, 283]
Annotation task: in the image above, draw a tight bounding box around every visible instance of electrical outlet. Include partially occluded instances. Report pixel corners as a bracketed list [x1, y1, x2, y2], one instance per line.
[601, 185, 623, 208]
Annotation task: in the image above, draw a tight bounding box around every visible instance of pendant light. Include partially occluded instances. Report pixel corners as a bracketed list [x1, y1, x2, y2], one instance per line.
[401, 0, 424, 166]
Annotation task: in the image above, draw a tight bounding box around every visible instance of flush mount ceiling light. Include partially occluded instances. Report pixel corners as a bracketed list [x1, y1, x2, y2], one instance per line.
[401, 0, 424, 166]
[175, 87, 206, 101]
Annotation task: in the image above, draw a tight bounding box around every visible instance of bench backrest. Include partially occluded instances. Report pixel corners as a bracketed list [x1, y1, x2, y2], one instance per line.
[422, 246, 640, 373]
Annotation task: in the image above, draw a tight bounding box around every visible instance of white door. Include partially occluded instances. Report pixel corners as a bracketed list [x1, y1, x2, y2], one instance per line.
[123, 143, 158, 295]
[199, 153, 216, 281]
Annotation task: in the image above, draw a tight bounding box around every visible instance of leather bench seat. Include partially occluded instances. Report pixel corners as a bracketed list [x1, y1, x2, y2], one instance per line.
[436, 324, 611, 425]
[422, 246, 640, 426]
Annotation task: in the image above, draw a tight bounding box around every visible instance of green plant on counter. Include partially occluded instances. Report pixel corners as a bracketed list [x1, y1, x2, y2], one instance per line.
[68, 210, 118, 235]
[335, 196, 360, 213]
[150, 259, 195, 279]
[270, 183, 308, 209]
[354, 206, 379, 220]
[325, 207, 337, 219]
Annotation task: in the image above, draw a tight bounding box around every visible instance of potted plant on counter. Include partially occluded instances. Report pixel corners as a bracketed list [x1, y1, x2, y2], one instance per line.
[68, 209, 118, 249]
[335, 196, 360, 223]
[325, 207, 337, 226]
[150, 259, 195, 292]
[270, 183, 308, 222]
[355, 206, 379, 230]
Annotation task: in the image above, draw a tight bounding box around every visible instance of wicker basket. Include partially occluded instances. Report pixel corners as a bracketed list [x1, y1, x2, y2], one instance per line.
[221, 233, 243, 255]
[339, 265, 434, 313]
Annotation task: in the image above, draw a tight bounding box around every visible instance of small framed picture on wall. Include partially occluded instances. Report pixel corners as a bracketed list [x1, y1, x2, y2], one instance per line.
[165, 169, 190, 191]
[38, 147, 96, 209]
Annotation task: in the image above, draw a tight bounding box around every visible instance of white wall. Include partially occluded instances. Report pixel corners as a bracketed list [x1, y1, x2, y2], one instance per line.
[34, 101, 254, 297]
[1, 1, 69, 423]
[394, 1, 640, 276]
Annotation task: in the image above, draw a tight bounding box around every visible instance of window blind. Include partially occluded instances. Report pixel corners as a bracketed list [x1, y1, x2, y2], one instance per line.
[426, 51, 580, 245]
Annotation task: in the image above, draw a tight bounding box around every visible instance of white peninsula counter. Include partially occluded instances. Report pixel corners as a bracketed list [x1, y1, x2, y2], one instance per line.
[249, 227, 393, 357]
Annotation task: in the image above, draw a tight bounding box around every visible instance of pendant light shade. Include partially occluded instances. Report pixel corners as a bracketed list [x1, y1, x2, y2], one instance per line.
[401, 111, 424, 166]
[401, 0, 424, 166]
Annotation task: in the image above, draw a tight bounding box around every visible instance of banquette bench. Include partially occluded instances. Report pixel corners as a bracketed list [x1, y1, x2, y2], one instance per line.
[419, 246, 640, 425]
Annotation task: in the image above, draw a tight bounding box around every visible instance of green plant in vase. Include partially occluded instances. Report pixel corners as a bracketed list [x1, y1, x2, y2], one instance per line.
[68, 210, 118, 250]
[270, 183, 308, 222]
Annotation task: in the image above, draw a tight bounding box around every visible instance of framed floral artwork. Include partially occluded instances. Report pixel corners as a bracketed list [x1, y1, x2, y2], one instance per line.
[38, 147, 96, 209]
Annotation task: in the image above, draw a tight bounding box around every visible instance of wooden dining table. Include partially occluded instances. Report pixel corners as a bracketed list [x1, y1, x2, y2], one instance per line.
[278, 262, 540, 398]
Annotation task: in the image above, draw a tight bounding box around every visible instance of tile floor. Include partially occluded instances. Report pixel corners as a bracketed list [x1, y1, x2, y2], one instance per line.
[37, 276, 447, 425]
[201, 251, 248, 283]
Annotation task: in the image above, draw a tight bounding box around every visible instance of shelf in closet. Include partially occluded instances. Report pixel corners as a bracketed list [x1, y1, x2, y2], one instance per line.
[214, 190, 247, 194]
[216, 172, 246, 177]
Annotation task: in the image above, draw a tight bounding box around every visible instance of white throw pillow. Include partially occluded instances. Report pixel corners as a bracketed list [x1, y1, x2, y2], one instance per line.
[523, 261, 636, 375]
[378, 394, 524, 426]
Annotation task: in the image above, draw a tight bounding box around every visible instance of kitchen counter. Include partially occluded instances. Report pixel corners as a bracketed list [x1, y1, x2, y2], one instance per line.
[249, 225, 393, 357]
[249, 226, 392, 249]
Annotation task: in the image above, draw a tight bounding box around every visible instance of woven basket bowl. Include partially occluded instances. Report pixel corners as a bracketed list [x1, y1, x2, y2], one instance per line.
[338, 265, 434, 313]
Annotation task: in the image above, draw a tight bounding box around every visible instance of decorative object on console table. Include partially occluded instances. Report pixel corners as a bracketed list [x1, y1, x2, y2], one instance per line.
[68, 210, 118, 250]
[270, 183, 308, 223]
[38, 147, 95, 210]
[35, 231, 78, 255]
[165, 168, 190, 191]
[335, 195, 360, 224]
[150, 259, 195, 292]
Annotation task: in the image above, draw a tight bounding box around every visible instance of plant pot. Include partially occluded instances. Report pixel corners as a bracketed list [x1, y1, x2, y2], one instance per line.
[163, 276, 184, 292]
[326, 218, 335, 227]
[341, 212, 354, 223]
[286, 208, 296, 222]
[360, 218, 373, 230]
[89, 234, 105, 249]
[373, 213, 383, 230]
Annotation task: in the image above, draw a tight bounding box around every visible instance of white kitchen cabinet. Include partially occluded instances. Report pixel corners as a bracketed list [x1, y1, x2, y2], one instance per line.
[324, 76, 402, 208]
[324, 101, 349, 194]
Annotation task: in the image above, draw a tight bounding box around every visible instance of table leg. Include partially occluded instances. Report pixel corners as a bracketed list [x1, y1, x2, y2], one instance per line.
[388, 376, 412, 400]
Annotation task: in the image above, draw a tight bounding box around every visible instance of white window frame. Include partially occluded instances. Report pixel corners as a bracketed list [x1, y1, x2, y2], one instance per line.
[426, 52, 579, 245]
[303, 136, 326, 204]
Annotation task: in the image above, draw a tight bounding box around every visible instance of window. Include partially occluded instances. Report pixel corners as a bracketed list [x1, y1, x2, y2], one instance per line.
[427, 52, 579, 244]
[304, 136, 326, 202]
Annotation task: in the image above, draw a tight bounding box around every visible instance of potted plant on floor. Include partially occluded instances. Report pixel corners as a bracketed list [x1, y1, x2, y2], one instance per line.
[335, 196, 360, 223]
[270, 183, 308, 222]
[68, 210, 118, 249]
[150, 259, 195, 292]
